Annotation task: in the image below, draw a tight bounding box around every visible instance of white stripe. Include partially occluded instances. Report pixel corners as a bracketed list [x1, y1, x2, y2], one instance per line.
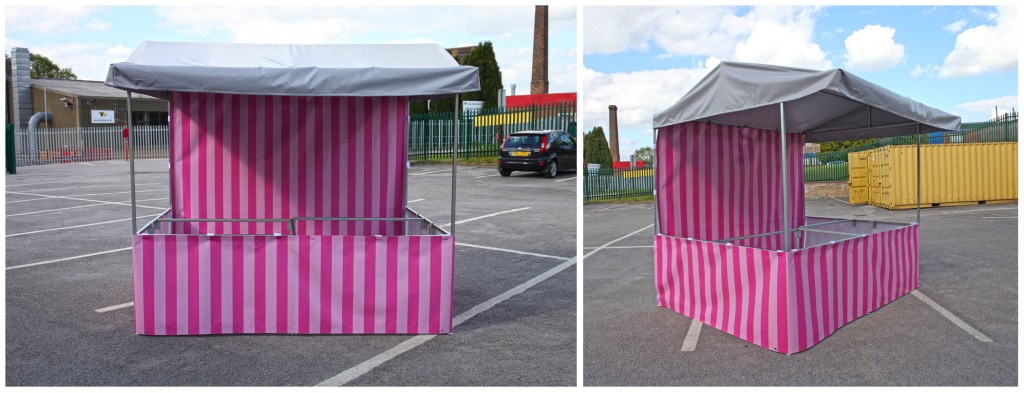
[941, 207, 1017, 214]
[78, 162, 96, 166]
[6, 202, 113, 217]
[407, 199, 425, 203]
[680, 319, 703, 351]
[553, 176, 576, 182]
[6, 247, 132, 270]
[95, 302, 135, 313]
[409, 169, 449, 176]
[595, 204, 625, 212]
[7, 190, 164, 204]
[6, 191, 166, 210]
[911, 290, 993, 342]
[440, 207, 530, 227]
[582, 245, 652, 250]
[583, 224, 654, 259]
[317, 256, 577, 386]
[474, 174, 501, 179]
[456, 242, 570, 261]
[6, 214, 161, 238]
[7, 183, 161, 193]
[981, 216, 1016, 219]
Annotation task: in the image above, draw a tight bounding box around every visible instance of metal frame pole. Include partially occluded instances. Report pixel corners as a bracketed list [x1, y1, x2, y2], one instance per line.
[653, 127, 659, 235]
[917, 123, 921, 224]
[780, 102, 790, 251]
[127, 91, 138, 234]
[451, 94, 459, 235]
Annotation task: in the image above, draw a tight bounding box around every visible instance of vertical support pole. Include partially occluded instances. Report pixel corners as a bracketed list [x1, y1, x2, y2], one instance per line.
[405, 99, 411, 235]
[780, 102, 790, 251]
[653, 127, 659, 235]
[917, 123, 921, 224]
[128, 91, 138, 234]
[451, 94, 459, 235]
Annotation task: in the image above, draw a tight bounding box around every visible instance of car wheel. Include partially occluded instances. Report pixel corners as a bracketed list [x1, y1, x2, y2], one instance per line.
[500, 168, 512, 177]
[546, 160, 558, 178]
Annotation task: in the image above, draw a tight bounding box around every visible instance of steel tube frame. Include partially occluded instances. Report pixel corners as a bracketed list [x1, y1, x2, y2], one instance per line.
[653, 127, 659, 234]
[917, 123, 921, 224]
[779, 102, 790, 251]
[127, 91, 138, 234]
[451, 94, 459, 236]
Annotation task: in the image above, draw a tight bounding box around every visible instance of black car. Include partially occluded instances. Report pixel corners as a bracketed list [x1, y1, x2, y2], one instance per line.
[498, 130, 576, 178]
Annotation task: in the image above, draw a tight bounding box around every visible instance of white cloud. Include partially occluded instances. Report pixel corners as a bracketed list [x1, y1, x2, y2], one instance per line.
[910, 64, 939, 78]
[106, 45, 132, 57]
[86, 19, 110, 31]
[5, 6, 93, 35]
[954, 95, 1019, 120]
[23, 43, 133, 81]
[843, 25, 905, 71]
[938, 6, 1017, 78]
[944, 19, 968, 33]
[584, 6, 831, 70]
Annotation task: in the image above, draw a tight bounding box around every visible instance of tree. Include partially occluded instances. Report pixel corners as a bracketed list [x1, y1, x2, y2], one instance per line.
[29, 53, 77, 80]
[633, 146, 653, 163]
[409, 42, 502, 116]
[820, 138, 880, 153]
[583, 126, 612, 169]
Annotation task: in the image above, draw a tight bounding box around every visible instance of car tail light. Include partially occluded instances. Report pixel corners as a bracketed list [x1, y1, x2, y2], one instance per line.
[540, 135, 548, 152]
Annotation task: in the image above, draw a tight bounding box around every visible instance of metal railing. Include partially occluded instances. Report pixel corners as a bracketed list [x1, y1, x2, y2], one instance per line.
[583, 168, 654, 202]
[409, 101, 577, 160]
[12, 125, 169, 166]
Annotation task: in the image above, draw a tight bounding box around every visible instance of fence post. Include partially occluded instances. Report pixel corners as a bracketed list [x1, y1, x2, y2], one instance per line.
[5, 124, 15, 174]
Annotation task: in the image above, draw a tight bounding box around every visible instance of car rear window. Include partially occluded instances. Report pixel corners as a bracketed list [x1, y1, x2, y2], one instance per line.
[504, 134, 542, 148]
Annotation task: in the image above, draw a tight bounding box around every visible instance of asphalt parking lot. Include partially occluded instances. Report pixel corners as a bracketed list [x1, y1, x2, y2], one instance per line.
[5, 159, 577, 386]
[583, 199, 1017, 386]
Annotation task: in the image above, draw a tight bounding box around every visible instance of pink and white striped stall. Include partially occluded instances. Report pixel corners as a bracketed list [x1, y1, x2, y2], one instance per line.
[106, 42, 480, 335]
[651, 62, 959, 353]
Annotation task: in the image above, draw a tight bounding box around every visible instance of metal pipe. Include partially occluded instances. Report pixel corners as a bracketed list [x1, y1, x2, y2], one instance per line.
[451, 94, 459, 236]
[128, 92, 138, 234]
[716, 229, 786, 243]
[917, 123, 921, 224]
[779, 102, 790, 250]
[653, 127, 659, 235]
[405, 99, 411, 235]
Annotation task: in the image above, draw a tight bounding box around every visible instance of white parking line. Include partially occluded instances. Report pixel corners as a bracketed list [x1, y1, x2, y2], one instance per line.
[456, 242, 570, 261]
[982, 216, 1016, 219]
[474, 174, 501, 179]
[911, 290, 993, 342]
[408, 199, 425, 203]
[440, 207, 530, 227]
[680, 319, 703, 351]
[582, 245, 652, 250]
[6, 202, 113, 217]
[317, 256, 577, 386]
[583, 224, 654, 259]
[6, 191, 166, 210]
[410, 169, 449, 176]
[7, 189, 163, 203]
[6, 214, 161, 238]
[6, 247, 133, 270]
[7, 182, 160, 193]
[5, 177, 126, 186]
[95, 302, 135, 313]
[78, 162, 96, 166]
[553, 176, 576, 182]
[595, 204, 625, 212]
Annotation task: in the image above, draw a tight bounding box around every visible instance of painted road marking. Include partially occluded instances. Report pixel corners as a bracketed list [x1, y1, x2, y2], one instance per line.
[6, 214, 162, 238]
[440, 207, 530, 228]
[582, 245, 652, 250]
[7, 182, 161, 193]
[7, 189, 163, 203]
[409, 169, 449, 176]
[583, 224, 654, 259]
[408, 199, 425, 203]
[553, 176, 576, 183]
[6, 247, 133, 270]
[941, 207, 1018, 214]
[595, 204, 625, 212]
[95, 302, 135, 313]
[911, 290, 993, 342]
[7, 202, 114, 217]
[317, 256, 577, 386]
[982, 216, 1016, 219]
[7, 191, 166, 210]
[681, 319, 704, 352]
[474, 174, 501, 179]
[456, 242, 570, 261]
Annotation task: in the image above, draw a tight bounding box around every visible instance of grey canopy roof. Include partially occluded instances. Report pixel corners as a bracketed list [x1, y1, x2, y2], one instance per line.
[106, 41, 480, 99]
[653, 61, 960, 142]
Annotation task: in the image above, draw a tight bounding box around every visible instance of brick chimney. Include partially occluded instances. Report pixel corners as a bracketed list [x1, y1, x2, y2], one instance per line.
[608, 105, 620, 163]
[530, 5, 549, 95]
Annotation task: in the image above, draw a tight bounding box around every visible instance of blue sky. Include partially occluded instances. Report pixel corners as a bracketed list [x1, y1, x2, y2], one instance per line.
[6, 5, 577, 94]
[582, 5, 1018, 159]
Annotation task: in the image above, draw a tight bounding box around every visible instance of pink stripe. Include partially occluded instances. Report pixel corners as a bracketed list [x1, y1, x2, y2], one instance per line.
[342, 236, 355, 333]
[232, 237, 245, 333]
[253, 237, 266, 333]
[385, 237, 399, 333]
[298, 236, 310, 333]
[210, 237, 222, 334]
[320, 236, 333, 333]
[429, 236, 442, 332]
[407, 237, 421, 333]
[276, 237, 289, 333]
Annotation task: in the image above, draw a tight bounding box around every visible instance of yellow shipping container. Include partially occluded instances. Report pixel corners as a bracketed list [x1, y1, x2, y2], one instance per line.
[848, 142, 1017, 210]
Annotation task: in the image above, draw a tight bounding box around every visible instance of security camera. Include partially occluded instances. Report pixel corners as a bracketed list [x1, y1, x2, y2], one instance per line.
[60, 98, 67, 102]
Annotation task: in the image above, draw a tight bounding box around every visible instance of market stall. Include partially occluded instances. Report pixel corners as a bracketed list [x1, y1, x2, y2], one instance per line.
[652, 61, 959, 353]
[107, 41, 479, 335]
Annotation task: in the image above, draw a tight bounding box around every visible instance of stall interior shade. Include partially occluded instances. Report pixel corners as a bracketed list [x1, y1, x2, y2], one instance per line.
[656, 122, 805, 249]
[169, 93, 409, 236]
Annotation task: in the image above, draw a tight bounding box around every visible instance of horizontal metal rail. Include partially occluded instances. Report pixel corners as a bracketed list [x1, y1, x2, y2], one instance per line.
[800, 219, 853, 228]
[798, 227, 864, 238]
[714, 230, 785, 244]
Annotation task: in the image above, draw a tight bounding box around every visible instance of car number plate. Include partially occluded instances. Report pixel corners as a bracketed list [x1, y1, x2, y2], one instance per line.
[511, 151, 530, 157]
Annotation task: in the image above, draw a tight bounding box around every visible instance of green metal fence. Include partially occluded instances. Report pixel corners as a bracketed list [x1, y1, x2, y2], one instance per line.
[583, 168, 654, 201]
[803, 112, 1018, 182]
[409, 101, 576, 160]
